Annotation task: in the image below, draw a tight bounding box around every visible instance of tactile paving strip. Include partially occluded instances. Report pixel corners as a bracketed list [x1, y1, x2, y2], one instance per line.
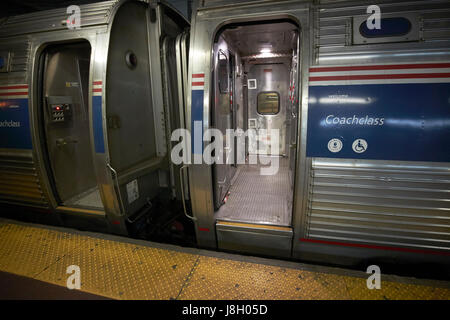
[0, 220, 449, 300]
[177, 256, 450, 300]
[34, 237, 198, 299]
[0, 222, 79, 278]
[0, 221, 198, 300]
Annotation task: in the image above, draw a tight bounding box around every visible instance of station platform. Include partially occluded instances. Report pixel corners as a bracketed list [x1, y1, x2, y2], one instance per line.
[0, 218, 449, 300]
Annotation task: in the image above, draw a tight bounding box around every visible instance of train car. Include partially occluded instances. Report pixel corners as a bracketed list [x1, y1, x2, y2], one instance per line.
[184, 0, 450, 268]
[1, 0, 449, 272]
[0, 0, 190, 236]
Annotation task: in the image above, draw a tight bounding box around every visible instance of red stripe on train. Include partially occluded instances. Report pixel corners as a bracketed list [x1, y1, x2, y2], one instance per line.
[309, 63, 450, 73]
[93, 81, 102, 85]
[299, 238, 450, 256]
[93, 89, 102, 93]
[192, 82, 204, 86]
[192, 74, 205, 78]
[309, 73, 450, 82]
[0, 85, 29, 90]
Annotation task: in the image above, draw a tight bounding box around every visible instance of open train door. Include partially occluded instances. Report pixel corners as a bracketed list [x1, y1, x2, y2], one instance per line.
[39, 41, 103, 214]
[104, 1, 190, 234]
[187, 0, 309, 258]
[211, 44, 237, 210]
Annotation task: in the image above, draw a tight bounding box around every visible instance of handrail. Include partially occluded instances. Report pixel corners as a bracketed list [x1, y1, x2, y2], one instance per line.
[107, 162, 125, 216]
[180, 164, 196, 221]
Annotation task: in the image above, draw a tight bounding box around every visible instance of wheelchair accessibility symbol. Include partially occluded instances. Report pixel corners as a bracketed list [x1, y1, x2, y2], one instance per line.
[352, 139, 368, 153]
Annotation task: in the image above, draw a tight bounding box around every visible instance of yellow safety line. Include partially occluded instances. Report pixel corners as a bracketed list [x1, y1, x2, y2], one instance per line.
[217, 220, 292, 232]
[0, 220, 448, 300]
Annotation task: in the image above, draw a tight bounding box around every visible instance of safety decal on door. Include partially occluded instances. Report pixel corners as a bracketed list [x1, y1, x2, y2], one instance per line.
[126, 179, 139, 204]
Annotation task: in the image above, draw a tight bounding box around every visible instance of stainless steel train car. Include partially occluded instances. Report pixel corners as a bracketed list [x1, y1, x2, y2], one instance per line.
[184, 0, 450, 268]
[1, 0, 449, 272]
[0, 0, 190, 236]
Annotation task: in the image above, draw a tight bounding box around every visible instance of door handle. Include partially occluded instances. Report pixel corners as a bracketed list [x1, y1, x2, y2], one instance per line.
[107, 163, 125, 216]
[180, 165, 197, 221]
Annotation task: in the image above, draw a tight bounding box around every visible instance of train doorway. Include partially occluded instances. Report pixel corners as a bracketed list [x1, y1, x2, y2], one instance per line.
[39, 41, 103, 211]
[211, 20, 300, 257]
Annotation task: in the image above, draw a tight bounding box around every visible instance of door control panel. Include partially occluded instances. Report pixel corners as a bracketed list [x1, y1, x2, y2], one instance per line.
[47, 96, 73, 124]
[50, 104, 72, 122]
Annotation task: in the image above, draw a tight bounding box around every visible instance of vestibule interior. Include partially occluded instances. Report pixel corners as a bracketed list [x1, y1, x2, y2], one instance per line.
[212, 20, 300, 227]
[41, 41, 103, 211]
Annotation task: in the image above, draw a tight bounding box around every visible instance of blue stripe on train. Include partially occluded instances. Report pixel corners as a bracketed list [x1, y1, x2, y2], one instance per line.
[306, 83, 450, 162]
[92, 96, 105, 154]
[0, 99, 32, 149]
[191, 90, 204, 155]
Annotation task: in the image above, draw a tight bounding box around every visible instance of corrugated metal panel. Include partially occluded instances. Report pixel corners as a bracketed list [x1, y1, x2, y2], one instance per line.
[198, 0, 291, 9]
[423, 11, 450, 41]
[315, 0, 450, 65]
[0, 1, 120, 38]
[0, 41, 31, 73]
[315, 14, 350, 47]
[317, 0, 450, 18]
[0, 150, 48, 208]
[306, 158, 450, 252]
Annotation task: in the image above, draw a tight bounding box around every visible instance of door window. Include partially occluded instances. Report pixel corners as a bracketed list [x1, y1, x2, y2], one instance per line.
[257, 91, 280, 115]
